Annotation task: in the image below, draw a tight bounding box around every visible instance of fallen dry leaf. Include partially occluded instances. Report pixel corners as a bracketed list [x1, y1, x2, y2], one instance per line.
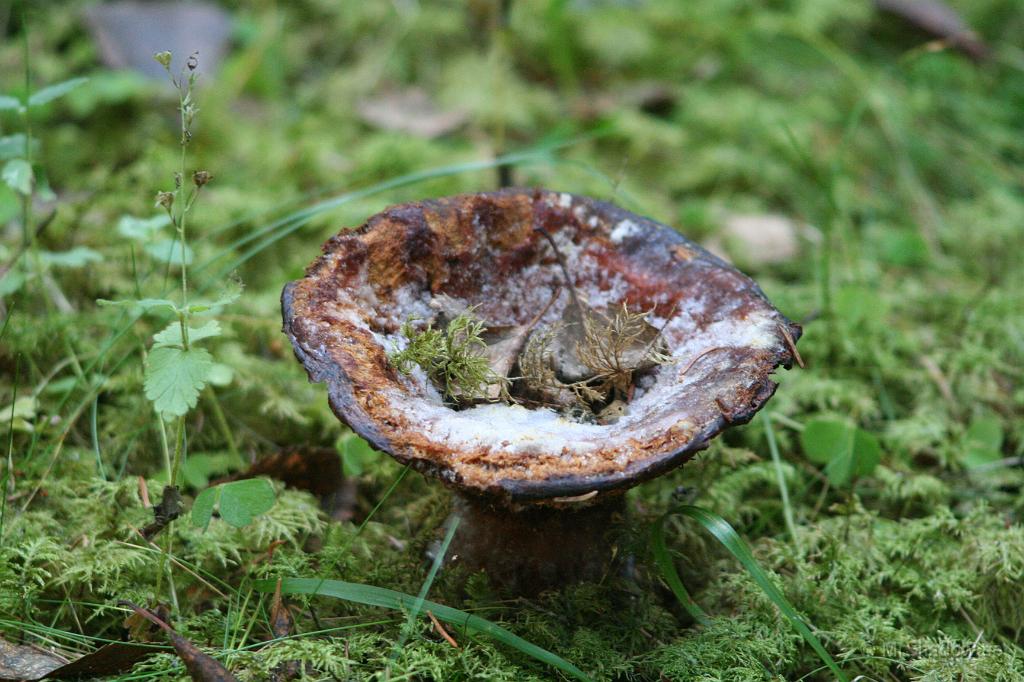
[0, 636, 155, 681]
[119, 602, 237, 682]
[430, 291, 560, 402]
[37, 643, 157, 680]
[522, 229, 669, 410]
[356, 88, 467, 139]
[83, 1, 233, 80]
[268, 580, 299, 682]
[875, 0, 988, 60]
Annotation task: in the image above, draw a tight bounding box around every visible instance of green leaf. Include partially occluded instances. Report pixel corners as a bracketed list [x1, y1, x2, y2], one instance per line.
[651, 510, 711, 626]
[144, 346, 213, 418]
[963, 416, 1004, 468]
[64, 70, 147, 116]
[800, 419, 848, 465]
[0, 184, 18, 224]
[849, 429, 882, 477]
[339, 432, 380, 477]
[152, 320, 222, 349]
[0, 396, 37, 421]
[218, 478, 276, 527]
[181, 452, 244, 489]
[965, 416, 1003, 451]
[39, 247, 103, 268]
[28, 77, 88, 107]
[2, 158, 33, 195]
[187, 280, 243, 313]
[191, 486, 219, 530]
[97, 297, 178, 314]
[207, 363, 234, 387]
[145, 238, 194, 265]
[0, 94, 22, 111]
[190, 479, 275, 529]
[800, 418, 881, 487]
[652, 506, 848, 682]
[117, 213, 171, 240]
[0, 268, 26, 297]
[255, 577, 592, 681]
[0, 134, 37, 161]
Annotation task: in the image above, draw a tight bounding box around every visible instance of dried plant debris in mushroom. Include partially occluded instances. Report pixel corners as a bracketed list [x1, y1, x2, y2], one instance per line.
[517, 229, 671, 422]
[389, 291, 563, 405]
[390, 290, 669, 420]
[281, 189, 801, 499]
[519, 302, 671, 422]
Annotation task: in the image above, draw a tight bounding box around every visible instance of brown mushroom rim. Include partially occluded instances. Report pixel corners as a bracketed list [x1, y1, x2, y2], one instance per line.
[282, 189, 801, 502]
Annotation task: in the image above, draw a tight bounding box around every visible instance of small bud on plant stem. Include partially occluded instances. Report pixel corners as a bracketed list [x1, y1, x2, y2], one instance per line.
[155, 191, 174, 209]
[192, 170, 212, 187]
[153, 51, 172, 68]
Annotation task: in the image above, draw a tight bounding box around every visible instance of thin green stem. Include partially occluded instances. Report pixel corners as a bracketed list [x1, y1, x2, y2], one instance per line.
[169, 416, 186, 487]
[769, 411, 805, 432]
[763, 413, 801, 553]
[1, 353, 21, 543]
[204, 387, 238, 460]
[158, 531, 179, 612]
[20, 19, 33, 251]
[89, 395, 106, 480]
[157, 414, 172, 483]
[177, 311, 189, 351]
[158, 415, 187, 611]
[386, 516, 460, 677]
[177, 88, 189, 321]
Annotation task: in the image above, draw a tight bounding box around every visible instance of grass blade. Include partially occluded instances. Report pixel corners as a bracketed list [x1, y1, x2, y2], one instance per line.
[389, 515, 460, 665]
[650, 510, 710, 626]
[763, 412, 800, 551]
[199, 146, 561, 281]
[255, 577, 592, 681]
[653, 505, 848, 682]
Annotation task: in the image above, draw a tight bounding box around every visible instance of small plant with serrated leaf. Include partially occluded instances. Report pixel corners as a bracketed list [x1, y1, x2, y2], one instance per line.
[95, 51, 273, 601]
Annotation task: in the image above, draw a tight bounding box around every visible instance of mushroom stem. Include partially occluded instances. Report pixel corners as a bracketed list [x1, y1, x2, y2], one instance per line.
[446, 492, 626, 594]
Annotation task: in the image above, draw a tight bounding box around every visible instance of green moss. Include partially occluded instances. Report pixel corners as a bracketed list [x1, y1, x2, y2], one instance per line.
[389, 311, 500, 403]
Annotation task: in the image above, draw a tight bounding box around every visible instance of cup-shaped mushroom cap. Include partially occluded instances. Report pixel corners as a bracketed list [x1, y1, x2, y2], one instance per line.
[282, 189, 800, 502]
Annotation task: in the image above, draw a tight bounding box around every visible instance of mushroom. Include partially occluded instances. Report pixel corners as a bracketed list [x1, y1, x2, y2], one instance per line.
[282, 189, 801, 593]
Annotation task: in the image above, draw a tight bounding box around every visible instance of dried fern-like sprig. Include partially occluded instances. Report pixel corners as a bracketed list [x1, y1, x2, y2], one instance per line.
[519, 323, 560, 392]
[520, 323, 605, 408]
[576, 303, 671, 396]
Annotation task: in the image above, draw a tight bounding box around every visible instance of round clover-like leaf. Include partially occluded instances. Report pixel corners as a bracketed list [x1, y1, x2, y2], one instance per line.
[191, 478, 276, 529]
[800, 417, 881, 487]
[217, 479, 276, 528]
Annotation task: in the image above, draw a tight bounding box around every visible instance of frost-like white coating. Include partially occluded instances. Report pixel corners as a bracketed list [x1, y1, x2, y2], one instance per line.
[610, 219, 642, 244]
